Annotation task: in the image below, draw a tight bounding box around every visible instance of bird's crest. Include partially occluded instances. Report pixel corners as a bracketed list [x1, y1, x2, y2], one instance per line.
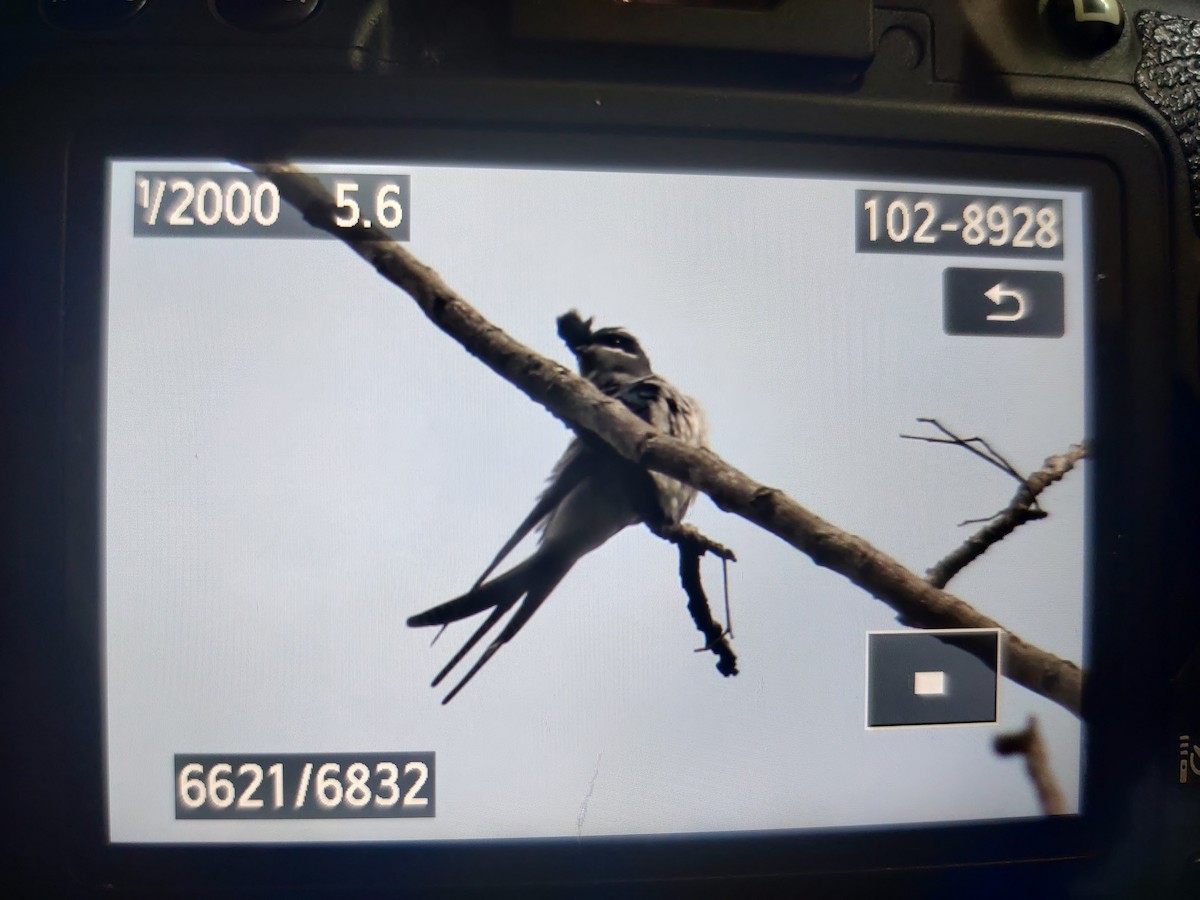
[556, 309, 595, 351]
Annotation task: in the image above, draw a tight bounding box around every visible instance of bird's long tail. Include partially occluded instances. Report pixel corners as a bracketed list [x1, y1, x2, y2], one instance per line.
[407, 554, 572, 703]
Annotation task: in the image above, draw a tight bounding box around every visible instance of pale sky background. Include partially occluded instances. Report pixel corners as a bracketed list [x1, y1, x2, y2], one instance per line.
[104, 160, 1089, 843]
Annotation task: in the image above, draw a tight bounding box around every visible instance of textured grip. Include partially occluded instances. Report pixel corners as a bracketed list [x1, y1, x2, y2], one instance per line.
[1135, 12, 1200, 223]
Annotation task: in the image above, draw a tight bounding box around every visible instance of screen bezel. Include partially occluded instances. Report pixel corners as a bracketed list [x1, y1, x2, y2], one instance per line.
[60, 88, 1170, 892]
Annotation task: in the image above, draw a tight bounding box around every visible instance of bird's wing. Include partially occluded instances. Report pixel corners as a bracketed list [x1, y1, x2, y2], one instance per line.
[624, 376, 707, 445]
[469, 438, 591, 589]
[617, 376, 708, 524]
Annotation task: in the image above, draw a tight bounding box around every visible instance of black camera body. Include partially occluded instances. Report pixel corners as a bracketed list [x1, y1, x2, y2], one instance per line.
[2, 1, 1198, 897]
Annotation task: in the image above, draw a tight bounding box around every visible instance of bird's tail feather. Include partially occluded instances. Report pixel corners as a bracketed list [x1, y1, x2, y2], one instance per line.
[431, 601, 517, 688]
[438, 564, 567, 704]
[407, 557, 536, 628]
[408, 552, 573, 703]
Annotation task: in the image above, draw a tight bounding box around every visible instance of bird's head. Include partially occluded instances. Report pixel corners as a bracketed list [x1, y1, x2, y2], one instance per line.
[557, 310, 652, 380]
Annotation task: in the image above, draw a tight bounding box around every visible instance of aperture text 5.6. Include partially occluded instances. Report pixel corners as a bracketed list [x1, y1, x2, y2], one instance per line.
[174, 753, 435, 819]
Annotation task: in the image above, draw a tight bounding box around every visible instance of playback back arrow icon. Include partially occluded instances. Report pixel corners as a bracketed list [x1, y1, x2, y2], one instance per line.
[984, 282, 1027, 321]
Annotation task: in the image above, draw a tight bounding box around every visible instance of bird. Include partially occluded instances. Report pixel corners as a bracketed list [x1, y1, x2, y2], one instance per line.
[407, 310, 708, 703]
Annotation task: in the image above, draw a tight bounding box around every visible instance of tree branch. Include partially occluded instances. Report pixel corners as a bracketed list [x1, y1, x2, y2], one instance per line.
[678, 545, 738, 677]
[910, 420, 1089, 589]
[252, 163, 1084, 718]
[994, 716, 1068, 815]
[646, 519, 738, 675]
[647, 520, 736, 562]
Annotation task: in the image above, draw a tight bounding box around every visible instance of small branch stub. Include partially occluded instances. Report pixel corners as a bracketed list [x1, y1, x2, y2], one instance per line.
[994, 715, 1068, 816]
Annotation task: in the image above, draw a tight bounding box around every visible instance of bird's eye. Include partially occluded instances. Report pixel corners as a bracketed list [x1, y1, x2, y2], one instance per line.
[592, 331, 638, 354]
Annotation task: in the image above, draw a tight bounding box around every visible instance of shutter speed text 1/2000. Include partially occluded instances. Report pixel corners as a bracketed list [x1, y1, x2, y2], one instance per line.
[133, 172, 411, 241]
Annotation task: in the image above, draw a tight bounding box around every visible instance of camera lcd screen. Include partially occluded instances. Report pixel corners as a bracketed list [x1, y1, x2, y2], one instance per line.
[102, 158, 1088, 843]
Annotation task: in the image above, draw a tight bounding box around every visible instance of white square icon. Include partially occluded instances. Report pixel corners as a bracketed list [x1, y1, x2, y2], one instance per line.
[913, 670, 946, 696]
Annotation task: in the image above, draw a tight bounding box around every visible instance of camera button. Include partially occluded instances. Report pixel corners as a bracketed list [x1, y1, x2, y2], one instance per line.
[866, 629, 1000, 728]
[1046, 0, 1125, 55]
[943, 268, 1065, 338]
[39, 0, 147, 31]
[212, 0, 322, 33]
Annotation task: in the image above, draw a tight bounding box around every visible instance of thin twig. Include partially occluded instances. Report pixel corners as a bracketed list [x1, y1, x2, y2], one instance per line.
[252, 163, 1084, 718]
[902, 417, 1030, 486]
[994, 716, 1068, 815]
[722, 556, 733, 640]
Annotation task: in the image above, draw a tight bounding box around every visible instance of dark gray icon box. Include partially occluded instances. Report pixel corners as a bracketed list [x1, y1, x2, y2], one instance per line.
[866, 629, 1000, 728]
[943, 268, 1064, 338]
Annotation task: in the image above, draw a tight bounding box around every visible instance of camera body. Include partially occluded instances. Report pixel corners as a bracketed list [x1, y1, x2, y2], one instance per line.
[1, 1, 1198, 896]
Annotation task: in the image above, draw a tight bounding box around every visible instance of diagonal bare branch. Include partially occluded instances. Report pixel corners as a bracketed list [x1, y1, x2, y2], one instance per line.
[252, 162, 1084, 718]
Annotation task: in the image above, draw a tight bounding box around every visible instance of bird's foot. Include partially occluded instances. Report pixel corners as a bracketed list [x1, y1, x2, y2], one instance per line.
[650, 521, 737, 562]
